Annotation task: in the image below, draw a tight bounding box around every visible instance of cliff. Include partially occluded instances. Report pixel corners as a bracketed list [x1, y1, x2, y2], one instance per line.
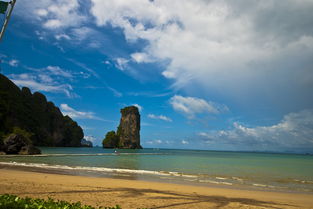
[0, 73, 84, 147]
[81, 138, 93, 147]
[102, 106, 142, 149]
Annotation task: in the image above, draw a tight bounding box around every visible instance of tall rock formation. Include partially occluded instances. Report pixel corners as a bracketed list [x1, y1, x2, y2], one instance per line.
[0, 73, 84, 147]
[117, 106, 142, 149]
[102, 106, 142, 149]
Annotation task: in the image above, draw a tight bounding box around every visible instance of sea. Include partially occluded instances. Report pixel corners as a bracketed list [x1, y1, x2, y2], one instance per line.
[0, 147, 312, 193]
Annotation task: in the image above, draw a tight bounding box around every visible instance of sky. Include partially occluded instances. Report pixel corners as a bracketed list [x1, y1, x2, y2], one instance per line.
[1, 0, 313, 153]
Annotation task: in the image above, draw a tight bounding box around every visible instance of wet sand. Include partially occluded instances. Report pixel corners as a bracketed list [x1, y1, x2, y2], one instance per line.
[0, 168, 312, 209]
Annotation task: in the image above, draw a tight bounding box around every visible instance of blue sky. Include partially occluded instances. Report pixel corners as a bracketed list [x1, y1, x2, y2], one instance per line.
[1, 0, 313, 152]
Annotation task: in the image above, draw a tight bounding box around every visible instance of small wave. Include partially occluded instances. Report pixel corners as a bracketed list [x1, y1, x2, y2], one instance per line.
[199, 180, 220, 184]
[199, 180, 232, 185]
[0, 153, 167, 157]
[293, 179, 313, 184]
[232, 177, 244, 181]
[253, 183, 267, 187]
[0, 161, 172, 176]
[216, 177, 227, 180]
[166, 172, 197, 178]
[252, 183, 276, 188]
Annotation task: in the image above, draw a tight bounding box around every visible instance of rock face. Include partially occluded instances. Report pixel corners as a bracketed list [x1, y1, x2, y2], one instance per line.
[0, 73, 84, 147]
[81, 138, 93, 147]
[118, 106, 142, 149]
[3, 134, 41, 155]
[102, 106, 142, 149]
[102, 131, 119, 148]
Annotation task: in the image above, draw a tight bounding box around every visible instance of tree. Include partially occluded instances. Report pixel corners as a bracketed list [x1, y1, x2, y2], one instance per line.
[102, 131, 119, 148]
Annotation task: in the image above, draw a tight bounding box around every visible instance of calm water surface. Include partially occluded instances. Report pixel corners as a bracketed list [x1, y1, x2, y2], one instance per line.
[0, 147, 312, 193]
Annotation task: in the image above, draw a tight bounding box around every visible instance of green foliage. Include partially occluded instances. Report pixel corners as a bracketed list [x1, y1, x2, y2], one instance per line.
[0, 194, 122, 209]
[0, 74, 84, 147]
[102, 131, 119, 148]
[6, 127, 34, 144]
[0, 131, 4, 143]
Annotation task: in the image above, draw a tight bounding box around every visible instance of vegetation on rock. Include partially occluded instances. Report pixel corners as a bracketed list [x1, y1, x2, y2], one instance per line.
[102, 131, 119, 148]
[102, 106, 142, 149]
[0, 74, 84, 147]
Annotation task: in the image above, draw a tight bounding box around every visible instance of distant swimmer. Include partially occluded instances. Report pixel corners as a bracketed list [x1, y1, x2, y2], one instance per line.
[114, 150, 120, 155]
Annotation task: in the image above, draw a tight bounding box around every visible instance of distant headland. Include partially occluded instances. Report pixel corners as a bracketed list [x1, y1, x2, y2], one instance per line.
[0, 74, 91, 155]
[102, 106, 142, 149]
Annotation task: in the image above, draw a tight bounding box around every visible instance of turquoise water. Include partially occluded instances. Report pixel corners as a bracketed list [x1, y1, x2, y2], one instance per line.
[0, 147, 312, 193]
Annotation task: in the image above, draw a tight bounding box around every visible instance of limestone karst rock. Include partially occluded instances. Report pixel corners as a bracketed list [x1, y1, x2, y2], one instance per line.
[0, 73, 84, 147]
[102, 106, 142, 149]
[117, 106, 142, 149]
[3, 134, 41, 155]
[102, 131, 119, 148]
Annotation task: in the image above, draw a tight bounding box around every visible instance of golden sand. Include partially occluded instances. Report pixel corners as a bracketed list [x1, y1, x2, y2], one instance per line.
[0, 168, 312, 209]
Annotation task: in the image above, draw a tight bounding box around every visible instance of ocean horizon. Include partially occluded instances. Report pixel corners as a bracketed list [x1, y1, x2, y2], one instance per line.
[1, 147, 312, 194]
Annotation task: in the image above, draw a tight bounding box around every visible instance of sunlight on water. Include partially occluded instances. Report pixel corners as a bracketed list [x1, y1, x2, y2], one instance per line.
[1, 147, 312, 193]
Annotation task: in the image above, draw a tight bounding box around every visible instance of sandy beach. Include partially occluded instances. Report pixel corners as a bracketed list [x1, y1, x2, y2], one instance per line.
[0, 168, 312, 209]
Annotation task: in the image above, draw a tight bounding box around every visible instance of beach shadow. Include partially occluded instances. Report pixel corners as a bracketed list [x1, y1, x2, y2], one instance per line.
[17, 187, 295, 209]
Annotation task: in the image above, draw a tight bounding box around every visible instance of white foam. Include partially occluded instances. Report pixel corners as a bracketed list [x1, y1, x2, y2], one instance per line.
[293, 179, 313, 184]
[232, 177, 243, 181]
[253, 183, 266, 187]
[216, 177, 227, 180]
[199, 180, 220, 184]
[0, 153, 166, 157]
[199, 179, 233, 185]
[0, 161, 171, 176]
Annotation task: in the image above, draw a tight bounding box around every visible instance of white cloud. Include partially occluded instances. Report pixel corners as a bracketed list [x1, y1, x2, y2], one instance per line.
[170, 95, 227, 118]
[147, 139, 163, 145]
[148, 114, 172, 122]
[10, 74, 74, 97]
[145, 139, 173, 145]
[198, 110, 313, 151]
[35, 8, 48, 17]
[16, 0, 86, 30]
[115, 58, 129, 71]
[90, 0, 313, 109]
[132, 104, 143, 111]
[8, 59, 19, 67]
[181, 140, 189, 145]
[84, 135, 96, 142]
[44, 19, 62, 29]
[131, 52, 153, 63]
[107, 87, 122, 98]
[9, 64, 76, 97]
[55, 33, 71, 40]
[34, 30, 46, 40]
[38, 74, 54, 84]
[71, 27, 96, 41]
[46, 66, 72, 78]
[60, 104, 101, 120]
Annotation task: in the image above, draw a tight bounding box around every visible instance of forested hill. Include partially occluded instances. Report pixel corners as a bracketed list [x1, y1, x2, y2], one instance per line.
[0, 73, 84, 147]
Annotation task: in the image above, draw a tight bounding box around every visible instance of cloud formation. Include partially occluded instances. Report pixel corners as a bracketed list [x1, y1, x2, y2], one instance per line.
[90, 0, 313, 110]
[181, 140, 189, 145]
[84, 135, 97, 142]
[198, 110, 313, 152]
[148, 114, 172, 122]
[16, 0, 85, 30]
[8, 59, 19, 67]
[60, 104, 101, 120]
[145, 139, 172, 145]
[10, 73, 74, 97]
[170, 95, 227, 118]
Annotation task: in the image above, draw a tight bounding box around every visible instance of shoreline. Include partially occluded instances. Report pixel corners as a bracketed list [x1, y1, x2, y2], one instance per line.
[1, 161, 312, 195]
[1, 168, 313, 208]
